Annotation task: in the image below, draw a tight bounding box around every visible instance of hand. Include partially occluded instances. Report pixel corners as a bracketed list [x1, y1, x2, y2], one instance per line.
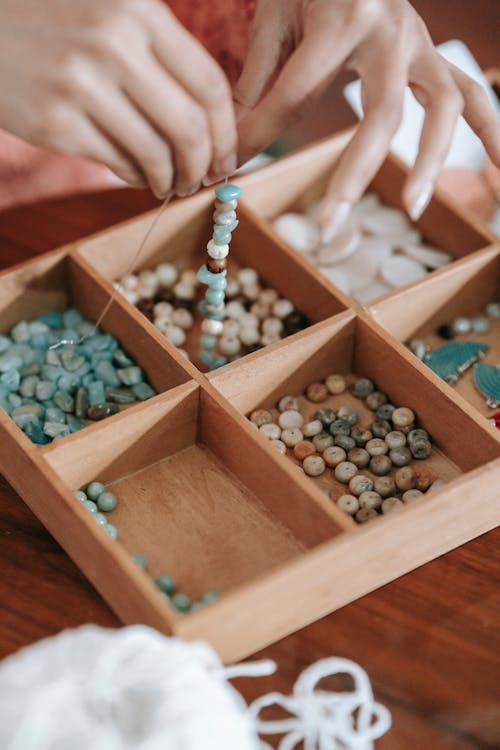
[235, 0, 500, 238]
[0, 0, 237, 198]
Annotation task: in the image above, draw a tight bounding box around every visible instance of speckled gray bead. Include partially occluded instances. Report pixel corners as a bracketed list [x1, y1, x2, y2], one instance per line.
[355, 507, 378, 523]
[303, 454, 326, 477]
[365, 391, 388, 411]
[373, 476, 397, 498]
[329, 418, 351, 437]
[389, 446, 412, 467]
[410, 439, 432, 460]
[323, 446, 347, 467]
[337, 405, 358, 426]
[381, 497, 404, 513]
[314, 408, 336, 428]
[359, 490, 382, 510]
[402, 489, 423, 503]
[369, 455, 391, 476]
[376, 404, 395, 422]
[337, 494, 359, 515]
[366, 438, 388, 456]
[347, 447, 370, 469]
[371, 420, 391, 438]
[407, 428, 430, 444]
[351, 378, 374, 399]
[313, 432, 334, 451]
[348, 474, 373, 497]
[351, 427, 372, 447]
[334, 461, 358, 483]
[385, 431, 407, 450]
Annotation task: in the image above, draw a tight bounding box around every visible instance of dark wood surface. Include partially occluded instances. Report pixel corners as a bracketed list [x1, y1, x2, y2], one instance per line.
[1, 2, 499, 747]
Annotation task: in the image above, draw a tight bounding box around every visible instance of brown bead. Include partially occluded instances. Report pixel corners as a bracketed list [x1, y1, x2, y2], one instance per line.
[250, 409, 273, 427]
[348, 447, 370, 469]
[207, 257, 227, 273]
[293, 440, 317, 461]
[306, 382, 329, 403]
[415, 469, 433, 492]
[373, 476, 397, 498]
[395, 466, 417, 491]
[355, 507, 378, 523]
[369, 455, 392, 476]
[323, 445, 346, 467]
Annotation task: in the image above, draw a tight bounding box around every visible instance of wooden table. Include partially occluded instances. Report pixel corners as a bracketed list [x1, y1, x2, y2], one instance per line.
[1, 2, 500, 746]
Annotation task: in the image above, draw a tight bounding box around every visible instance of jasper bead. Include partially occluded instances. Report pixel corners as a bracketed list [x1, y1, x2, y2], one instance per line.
[303, 419, 323, 437]
[337, 494, 359, 515]
[395, 466, 417, 491]
[334, 461, 358, 483]
[326, 374, 346, 394]
[87, 482, 105, 501]
[376, 404, 395, 422]
[87, 403, 120, 420]
[281, 427, 304, 447]
[207, 257, 228, 274]
[303, 455, 326, 476]
[359, 490, 382, 510]
[389, 447, 412, 467]
[278, 395, 300, 413]
[415, 470, 433, 492]
[329, 418, 351, 437]
[373, 476, 397, 498]
[312, 432, 334, 451]
[366, 438, 388, 456]
[97, 492, 117, 512]
[260, 423, 281, 440]
[323, 445, 347, 467]
[314, 408, 336, 428]
[334, 434, 355, 451]
[351, 427, 372, 447]
[385, 431, 406, 449]
[351, 378, 374, 399]
[392, 407, 415, 428]
[369, 455, 392, 476]
[348, 447, 370, 469]
[306, 382, 329, 402]
[410, 439, 432, 460]
[371, 420, 391, 438]
[355, 508, 378, 523]
[382, 497, 404, 513]
[349, 474, 373, 496]
[278, 410, 303, 429]
[294, 440, 317, 461]
[402, 489, 423, 503]
[250, 409, 273, 427]
[365, 391, 388, 411]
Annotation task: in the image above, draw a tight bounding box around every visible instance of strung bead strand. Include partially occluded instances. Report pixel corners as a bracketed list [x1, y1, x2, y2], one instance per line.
[197, 183, 242, 369]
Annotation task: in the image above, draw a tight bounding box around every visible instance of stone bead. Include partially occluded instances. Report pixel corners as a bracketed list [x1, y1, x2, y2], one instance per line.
[156, 263, 178, 287]
[226, 301, 246, 320]
[355, 508, 378, 523]
[237, 268, 259, 287]
[262, 317, 283, 337]
[373, 476, 397, 498]
[43, 421, 71, 439]
[415, 470, 433, 492]
[84, 500, 98, 514]
[97, 492, 117, 512]
[392, 407, 415, 428]
[215, 198, 237, 212]
[219, 335, 241, 356]
[261, 331, 281, 347]
[154, 301, 174, 319]
[105, 523, 118, 540]
[471, 316, 489, 333]
[156, 574, 175, 594]
[294, 440, 317, 461]
[407, 428, 430, 444]
[334, 461, 358, 483]
[370, 420, 391, 438]
[225, 279, 240, 298]
[389, 447, 412, 467]
[359, 491, 382, 510]
[87, 380, 106, 407]
[385, 431, 406, 450]
[366, 438, 388, 456]
[132, 553, 147, 570]
[485, 301, 500, 318]
[87, 403, 120, 420]
[207, 257, 228, 274]
[337, 406, 358, 426]
[337, 495, 360, 515]
[75, 387, 89, 419]
[365, 391, 388, 411]
[250, 409, 273, 427]
[381, 497, 404, 514]
[213, 209, 237, 226]
[201, 591, 220, 605]
[95, 361, 120, 387]
[74, 490, 87, 502]
[402, 489, 423, 503]
[259, 288, 279, 306]
[281, 428, 304, 448]
[376, 404, 396, 422]
[272, 299, 294, 319]
[274, 396, 297, 415]
[408, 338, 429, 360]
[306, 382, 329, 402]
[240, 328, 260, 347]
[325, 374, 346, 394]
[201, 318, 224, 335]
[197, 264, 227, 287]
[351, 378, 374, 399]
[323, 446, 347, 467]
[258, 423, 280, 441]
[329, 418, 351, 437]
[278, 410, 303, 429]
[215, 183, 242, 202]
[410, 439, 432, 460]
[271, 439, 287, 454]
[132, 383, 155, 401]
[171, 593, 191, 613]
[303, 455, 325, 477]
[303, 419, 323, 437]
[369, 455, 392, 476]
[172, 308, 194, 329]
[351, 427, 372, 447]
[348, 474, 373, 496]
[207, 239, 229, 259]
[428, 479, 447, 492]
[312, 432, 334, 451]
[451, 317, 472, 334]
[347, 447, 370, 469]
[394, 466, 417, 491]
[174, 282, 196, 301]
[334, 435, 355, 452]
[54, 390, 74, 413]
[200, 333, 217, 351]
[313, 408, 336, 428]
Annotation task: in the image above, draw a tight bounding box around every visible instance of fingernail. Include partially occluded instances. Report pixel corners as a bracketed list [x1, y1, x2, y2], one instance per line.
[177, 183, 200, 198]
[409, 181, 434, 221]
[320, 201, 352, 243]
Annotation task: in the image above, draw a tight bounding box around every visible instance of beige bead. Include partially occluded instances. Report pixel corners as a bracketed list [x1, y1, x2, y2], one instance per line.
[164, 325, 186, 347]
[220, 335, 241, 356]
[359, 491, 382, 510]
[250, 301, 271, 320]
[250, 409, 273, 427]
[337, 494, 360, 515]
[306, 382, 329, 403]
[260, 423, 281, 440]
[334, 461, 358, 483]
[122, 273, 139, 291]
[259, 288, 279, 306]
[173, 281, 196, 300]
[366, 438, 388, 456]
[385, 431, 406, 450]
[261, 331, 281, 347]
[223, 319, 240, 336]
[179, 269, 198, 286]
[381, 497, 404, 514]
[226, 301, 246, 319]
[348, 447, 370, 469]
[242, 282, 261, 301]
[312, 432, 334, 451]
[240, 327, 261, 347]
[281, 427, 304, 447]
[373, 476, 397, 498]
[325, 374, 346, 394]
[278, 410, 303, 429]
[278, 395, 300, 413]
[237, 267, 258, 286]
[427, 479, 447, 493]
[262, 317, 284, 336]
[323, 446, 346, 467]
[172, 308, 194, 329]
[293, 440, 317, 461]
[155, 263, 178, 287]
[348, 474, 373, 497]
[369, 455, 392, 476]
[303, 455, 326, 477]
[271, 439, 287, 455]
[303, 419, 323, 437]
[153, 301, 174, 319]
[272, 299, 294, 318]
[355, 508, 379, 523]
[392, 407, 415, 428]
[395, 466, 417, 491]
[402, 489, 423, 503]
[201, 318, 224, 335]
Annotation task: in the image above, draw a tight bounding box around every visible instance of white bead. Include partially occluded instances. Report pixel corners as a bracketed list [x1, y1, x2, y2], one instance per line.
[241, 283, 260, 301]
[271, 439, 287, 455]
[154, 316, 172, 334]
[180, 269, 198, 286]
[261, 331, 281, 346]
[207, 239, 229, 259]
[240, 313, 259, 328]
[122, 274, 139, 291]
[155, 263, 178, 287]
[219, 335, 241, 356]
[177, 348, 190, 359]
[213, 209, 236, 225]
[215, 199, 237, 212]
[172, 308, 194, 329]
[258, 288, 279, 306]
[278, 410, 303, 429]
[164, 325, 186, 347]
[205, 302, 225, 315]
[272, 299, 294, 318]
[139, 269, 158, 288]
[173, 282, 196, 300]
[250, 302, 271, 320]
[137, 284, 156, 299]
[201, 318, 224, 335]
[225, 279, 240, 297]
[237, 268, 258, 286]
[260, 423, 281, 440]
[303, 419, 323, 437]
[226, 301, 246, 319]
[154, 302, 174, 318]
[272, 213, 319, 254]
[262, 317, 283, 336]
[223, 319, 240, 336]
[122, 289, 139, 305]
[239, 327, 260, 346]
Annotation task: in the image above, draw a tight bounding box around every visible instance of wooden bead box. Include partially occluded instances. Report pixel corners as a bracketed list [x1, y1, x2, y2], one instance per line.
[1, 131, 499, 663]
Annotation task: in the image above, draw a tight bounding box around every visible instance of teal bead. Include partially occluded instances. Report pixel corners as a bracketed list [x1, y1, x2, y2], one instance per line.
[8, 394, 24, 410]
[84, 499, 98, 514]
[105, 386, 136, 404]
[45, 406, 66, 424]
[90, 352, 114, 368]
[66, 414, 85, 433]
[132, 382, 155, 401]
[205, 288, 225, 305]
[212, 226, 232, 245]
[113, 349, 134, 368]
[24, 421, 50, 445]
[132, 553, 147, 570]
[45, 349, 61, 366]
[201, 591, 219, 604]
[35, 380, 56, 401]
[63, 308, 83, 328]
[1, 369, 20, 392]
[97, 491, 117, 512]
[200, 334, 217, 350]
[38, 311, 63, 328]
[43, 422, 70, 439]
[11, 321, 30, 343]
[19, 375, 38, 398]
[95, 361, 120, 387]
[12, 403, 43, 418]
[212, 356, 228, 369]
[105, 523, 118, 540]
[31, 334, 49, 350]
[197, 301, 225, 321]
[57, 373, 80, 393]
[75, 387, 89, 418]
[117, 366, 144, 386]
[74, 490, 87, 502]
[0, 353, 23, 372]
[156, 574, 175, 594]
[53, 390, 74, 413]
[226, 219, 239, 232]
[88, 334, 116, 352]
[171, 593, 191, 613]
[94, 512, 108, 526]
[12, 412, 40, 430]
[60, 349, 85, 372]
[86, 481, 105, 501]
[0, 335, 11, 353]
[88, 380, 106, 406]
[208, 275, 227, 291]
[197, 264, 227, 286]
[20, 362, 41, 377]
[215, 183, 242, 202]
[200, 350, 216, 367]
[76, 321, 96, 338]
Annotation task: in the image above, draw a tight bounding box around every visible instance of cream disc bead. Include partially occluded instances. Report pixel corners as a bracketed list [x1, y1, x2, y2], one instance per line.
[173, 281, 196, 300]
[164, 325, 186, 347]
[154, 302, 174, 318]
[219, 335, 241, 356]
[122, 274, 139, 291]
[226, 301, 246, 319]
[258, 288, 279, 306]
[137, 284, 156, 299]
[123, 289, 139, 305]
[260, 423, 281, 440]
[278, 395, 300, 412]
[213, 209, 237, 225]
[273, 299, 294, 318]
[239, 327, 260, 347]
[223, 319, 240, 336]
[281, 427, 304, 447]
[337, 494, 360, 515]
[381, 497, 404, 513]
[303, 455, 326, 477]
[240, 312, 259, 328]
[171, 308, 194, 329]
[154, 316, 173, 334]
[262, 317, 283, 336]
[207, 239, 229, 260]
[261, 332, 281, 347]
[225, 279, 240, 297]
[303, 419, 323, 437]
[201, 318, 224, 335]
[156, 263, 178, 286]
[180, 269, 198, 286]
[139, 269, 158, 288]
[271, 439, 287, 454]
[278, 410, 304, 430]
[215, 198, 237, 212]
[241, 283, 261, 301]
[237, 268, 258, 286]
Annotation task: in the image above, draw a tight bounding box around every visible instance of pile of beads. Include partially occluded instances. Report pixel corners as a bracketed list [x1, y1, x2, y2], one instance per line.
[197, 183, 243, 369]
[249, 375, 445, 524]
[74, 482, 118, 540]
[273, 193, 452, 303]
[0, 308, 155, 445]
[146, 564, 218, 614]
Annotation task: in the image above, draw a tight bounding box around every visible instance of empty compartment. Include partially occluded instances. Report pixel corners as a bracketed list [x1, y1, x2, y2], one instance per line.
[210, 311, 500, 520]
[369, 247, 500, 424]
[42, 382, 347, 609]
[75, 188, 346, 372]
[0, 250, 191, 446]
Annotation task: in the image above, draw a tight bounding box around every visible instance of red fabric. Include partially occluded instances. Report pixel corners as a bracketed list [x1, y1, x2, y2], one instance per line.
[0, 1, 256, 211]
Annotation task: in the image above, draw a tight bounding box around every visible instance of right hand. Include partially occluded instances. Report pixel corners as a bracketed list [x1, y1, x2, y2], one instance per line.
[0, 0, 237, 197]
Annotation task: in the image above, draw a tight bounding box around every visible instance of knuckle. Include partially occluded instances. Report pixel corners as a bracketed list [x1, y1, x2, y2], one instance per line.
[177, 109, 209, 150]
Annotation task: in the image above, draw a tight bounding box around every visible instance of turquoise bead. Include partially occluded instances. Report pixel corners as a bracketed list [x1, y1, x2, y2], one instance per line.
[132, 553, 147, 570]
[196, 264, 226, 286]
[74, 490, 87, 502]
[105, 386, 136, 404]
[38, 311, 63, 328]
[24, 421, 49, 445]
[171, 593, 191, 613]
[205, 288, 225, 305]
[84, 499, 98, 514]
[35, 380, 56, 401]
[66, 414, 85, 433]
[11, 321, 30, 343]
[87, 481, 105, 501]
[201, 591, 219, 604]
[117, 366, 144, 386]
[132, 382, 155, 401]
[197, 301, 225, 321]
[213, 226, 232, 245]
[43, 422, 70, 438]
[105, 523, 118, 540]
[94, 512, 108, 526]
[0, 353, 23, 372]
[63, 308, 83, 328]
[156, 574, 175, 594]
[200, 334, 217, 350]
[226, 219, 239, 232]
[45, 406, 66, 424]
[54, 390, 74, 413]
[1, 369, 21, 392]
[200, 350, 216, 367]
[20, 375, 38, 398]
[0, 335, 10, 353]
[95, 361, 120, 387]
[57, 373, 80, 393]
[97, 491, 117, 512]
[215, 183, 242, 202]
[60, 349, 85, 372]
[208, 275, 227, 291]
[12, 412, 40, 430]
[76, 321, 96, 338]
[212, 356, 228, 369]
[113, 349, 134, 368]
[88, 380, 106, 406]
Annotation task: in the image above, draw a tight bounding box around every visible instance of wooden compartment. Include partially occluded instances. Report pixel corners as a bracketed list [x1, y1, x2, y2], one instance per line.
[368, 247, 500, 426]
[237, 130, 496, 304]
[75, 188, 347, 372]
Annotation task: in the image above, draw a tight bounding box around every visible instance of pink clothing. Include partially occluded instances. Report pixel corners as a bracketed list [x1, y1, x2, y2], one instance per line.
[0, 1, 256, 211]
